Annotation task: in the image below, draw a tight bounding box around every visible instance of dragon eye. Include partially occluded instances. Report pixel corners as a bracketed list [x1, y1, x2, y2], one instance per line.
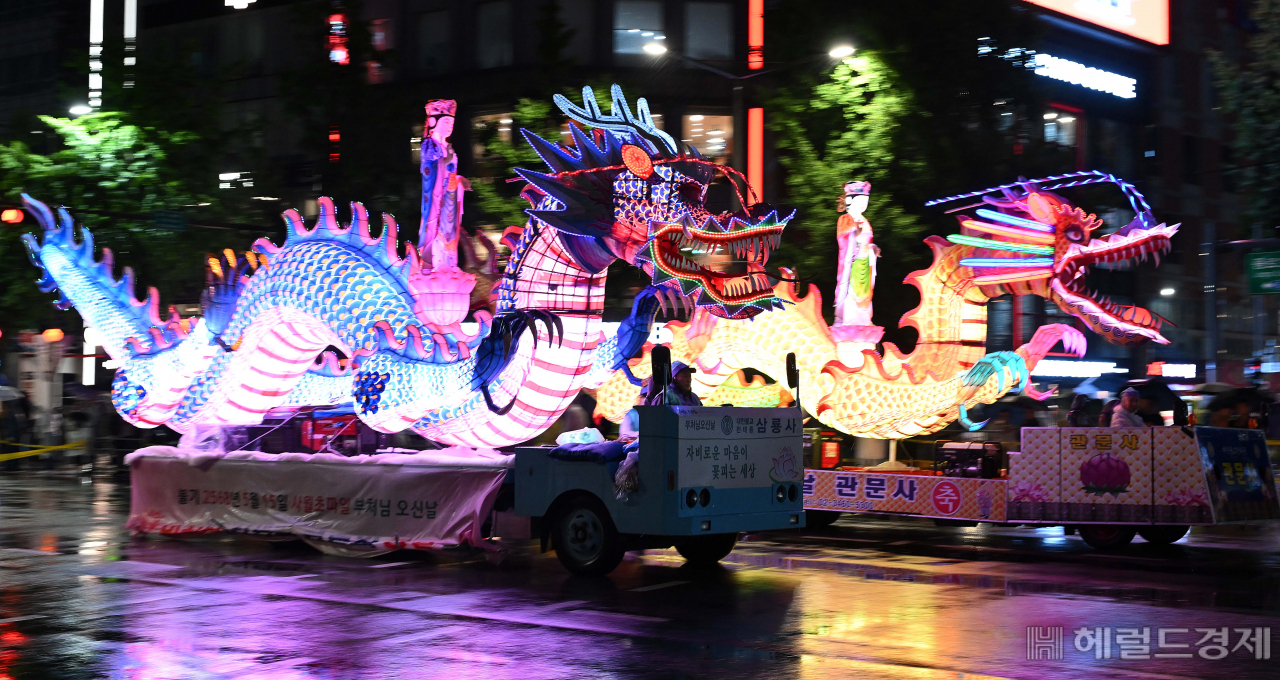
[678, 182, 704, 205]
[1064, 226, 1084, 243]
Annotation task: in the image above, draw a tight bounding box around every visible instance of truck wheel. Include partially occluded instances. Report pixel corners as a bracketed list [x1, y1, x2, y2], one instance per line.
[1138, 525, 1190, 545]
[552, 497, 626, 576]
[806, 510, 842, 528]
[676, 533, 738, 565]
[1078, 525, 1137, 550]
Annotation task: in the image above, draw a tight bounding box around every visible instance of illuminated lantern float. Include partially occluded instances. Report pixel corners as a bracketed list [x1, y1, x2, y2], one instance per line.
[24, 85, 1178, 496]
[589, 171, 1179, 440]
[22, 85, 798, 450]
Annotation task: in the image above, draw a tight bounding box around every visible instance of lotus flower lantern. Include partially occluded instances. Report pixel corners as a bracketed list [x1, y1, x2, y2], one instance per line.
[1080, 451, 1131, 495]
[410, 266, 477, 328]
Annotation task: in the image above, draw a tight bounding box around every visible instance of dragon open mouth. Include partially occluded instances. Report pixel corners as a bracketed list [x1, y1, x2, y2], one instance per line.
[648, 213, 788, 318]
[1052, 223, 1179, 345]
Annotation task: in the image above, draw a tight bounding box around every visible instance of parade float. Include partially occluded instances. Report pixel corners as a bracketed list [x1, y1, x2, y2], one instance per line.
[21, 83, 1277, 561]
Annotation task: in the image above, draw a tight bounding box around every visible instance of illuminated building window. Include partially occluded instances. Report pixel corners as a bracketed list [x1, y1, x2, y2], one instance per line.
[684, 2, 733, 61]
[1043, 110, 1077, 147]
[367, 18, 391, 82]
[476, 1, 514, 69]
[682, 113, 732, 165]
[470, 113, 515, 160]
[371, 18, 392, 51]
[218, 171, 253, 189]
[614, 1, 664, 55]
[417, 10, 451, 74]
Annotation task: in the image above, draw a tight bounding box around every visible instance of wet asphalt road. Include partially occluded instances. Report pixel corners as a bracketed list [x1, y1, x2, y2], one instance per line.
[2, 469, 1279, 680]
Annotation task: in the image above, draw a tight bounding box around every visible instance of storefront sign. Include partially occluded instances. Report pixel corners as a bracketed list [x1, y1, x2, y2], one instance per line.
[1033, 53, 1137, 99]
[1024, 0, 1169, 45]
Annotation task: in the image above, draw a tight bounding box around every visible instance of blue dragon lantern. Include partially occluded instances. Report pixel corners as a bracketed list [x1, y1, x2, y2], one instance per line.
[22, 85, 794, 447]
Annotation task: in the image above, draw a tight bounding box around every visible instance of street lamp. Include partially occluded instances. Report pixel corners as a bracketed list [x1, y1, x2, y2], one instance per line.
[69, 105, 92, 116]
[828, 45, 856, 59]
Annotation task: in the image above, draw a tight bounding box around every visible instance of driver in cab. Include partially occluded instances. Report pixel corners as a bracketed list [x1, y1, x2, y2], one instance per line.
[645, 362, 703, 407]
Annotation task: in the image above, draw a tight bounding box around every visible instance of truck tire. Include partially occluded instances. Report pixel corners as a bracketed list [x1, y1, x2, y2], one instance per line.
[1078, 525, 1137, 550]
[1138, 525, 1190, 545]
[675, 533, 738, 565]
[806, 510, 842, 528]
[552, 496, 626, 576]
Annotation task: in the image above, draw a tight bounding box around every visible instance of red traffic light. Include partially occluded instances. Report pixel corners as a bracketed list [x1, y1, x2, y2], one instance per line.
[1, 209, 23, 223]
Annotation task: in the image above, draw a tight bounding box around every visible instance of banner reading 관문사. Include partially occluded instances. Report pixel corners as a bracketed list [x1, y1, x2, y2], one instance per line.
[804, 469, 1007, 522]
[126, 452, 508, 551]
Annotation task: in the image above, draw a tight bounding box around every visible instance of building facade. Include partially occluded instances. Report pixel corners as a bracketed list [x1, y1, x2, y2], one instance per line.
[988, 0, 1270, 390]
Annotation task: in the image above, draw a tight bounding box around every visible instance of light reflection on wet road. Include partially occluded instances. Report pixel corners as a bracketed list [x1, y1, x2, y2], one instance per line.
[2, 472, 1278, 679]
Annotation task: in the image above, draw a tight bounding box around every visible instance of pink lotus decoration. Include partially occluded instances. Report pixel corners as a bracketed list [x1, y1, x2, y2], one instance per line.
[1081, 452, 1130, 495]
[1164, 487, 1208, 507]
[1010, 481, 1049, 502]
[410, 266, 476, 328]
[772, 447, 799, 481]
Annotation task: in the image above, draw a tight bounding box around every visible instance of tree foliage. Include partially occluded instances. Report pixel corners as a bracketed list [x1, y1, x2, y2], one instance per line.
[0, 113, 254, 337]
[1210, 0, 1280, 227]
[768, 55, 925, 291]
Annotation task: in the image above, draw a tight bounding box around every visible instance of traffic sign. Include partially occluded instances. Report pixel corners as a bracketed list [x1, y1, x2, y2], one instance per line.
[1246, 250, 1280, 295]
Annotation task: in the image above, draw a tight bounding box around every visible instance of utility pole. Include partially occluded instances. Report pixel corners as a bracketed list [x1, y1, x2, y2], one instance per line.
[1203, 221, 1217, 382]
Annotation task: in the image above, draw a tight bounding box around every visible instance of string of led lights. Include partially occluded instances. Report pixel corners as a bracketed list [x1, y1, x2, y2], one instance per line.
[925, 170, 1155, 227]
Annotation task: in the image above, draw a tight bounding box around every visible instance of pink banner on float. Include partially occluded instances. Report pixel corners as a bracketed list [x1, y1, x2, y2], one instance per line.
[126, 449, 508, 551]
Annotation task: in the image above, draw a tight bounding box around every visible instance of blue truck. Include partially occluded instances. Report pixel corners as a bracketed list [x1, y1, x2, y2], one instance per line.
[512, 404, 807, 575]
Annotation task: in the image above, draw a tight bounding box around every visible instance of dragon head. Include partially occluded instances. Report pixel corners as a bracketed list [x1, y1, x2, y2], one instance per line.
[514, 85, 793, 320]
[943, 176, 1178, 346]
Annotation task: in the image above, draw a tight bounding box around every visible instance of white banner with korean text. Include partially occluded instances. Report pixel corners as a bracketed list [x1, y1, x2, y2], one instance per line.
[126, 451, 508, 552]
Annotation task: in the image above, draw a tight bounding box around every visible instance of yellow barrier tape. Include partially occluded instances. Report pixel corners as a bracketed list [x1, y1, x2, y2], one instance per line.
[0, 441, 87, 463]
[0, 440, 57, 449]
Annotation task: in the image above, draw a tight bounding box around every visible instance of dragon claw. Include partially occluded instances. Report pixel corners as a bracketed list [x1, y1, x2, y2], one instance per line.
[958, 403, 988, 431]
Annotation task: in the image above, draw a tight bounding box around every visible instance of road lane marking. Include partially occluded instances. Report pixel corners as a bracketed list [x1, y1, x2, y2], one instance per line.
[565, 610, 670, 623]
[798, 536, 880, 543]
[630, 580, 690, 592]
[0, 615, 45, 624]
[538, 600, 588, 611]
[368, 561, 414, 569]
